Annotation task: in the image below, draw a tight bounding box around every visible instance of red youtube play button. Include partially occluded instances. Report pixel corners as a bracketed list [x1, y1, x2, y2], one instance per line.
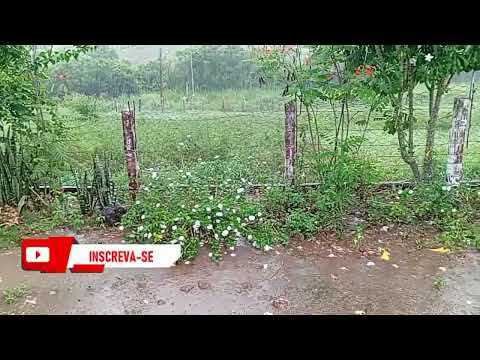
[26, 247, 50, 263]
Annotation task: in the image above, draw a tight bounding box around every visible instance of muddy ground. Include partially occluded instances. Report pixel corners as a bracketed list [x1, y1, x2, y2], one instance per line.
[1, 225, 479, 315]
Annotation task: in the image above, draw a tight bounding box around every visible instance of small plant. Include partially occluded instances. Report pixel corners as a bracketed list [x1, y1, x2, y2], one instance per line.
[433, 277, 446, 291]
[353, 224, 365, 249]
[2, 284, 30, 305]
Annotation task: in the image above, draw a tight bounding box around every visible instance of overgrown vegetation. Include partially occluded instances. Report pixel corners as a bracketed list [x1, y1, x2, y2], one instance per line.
[2, 45, 480, 261]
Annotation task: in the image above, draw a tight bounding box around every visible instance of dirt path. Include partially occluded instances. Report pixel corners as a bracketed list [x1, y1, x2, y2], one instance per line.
[1, 226, 479, 315]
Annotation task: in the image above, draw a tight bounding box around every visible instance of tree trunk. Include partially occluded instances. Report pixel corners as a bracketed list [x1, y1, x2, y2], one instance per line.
[121, 110, 140, 200]
[284, 100, 297, 186]
[446, 97, 471, 185]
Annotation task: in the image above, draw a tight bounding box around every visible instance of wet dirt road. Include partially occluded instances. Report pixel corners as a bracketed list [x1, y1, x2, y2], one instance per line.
[1, 226, 479, 315]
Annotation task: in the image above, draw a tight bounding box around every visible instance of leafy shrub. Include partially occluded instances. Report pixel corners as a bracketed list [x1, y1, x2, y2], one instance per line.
[121, 164, 285, 261]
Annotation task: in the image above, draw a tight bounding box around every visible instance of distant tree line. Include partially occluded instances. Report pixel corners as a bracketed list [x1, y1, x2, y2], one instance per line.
[48, 45, 266, 98]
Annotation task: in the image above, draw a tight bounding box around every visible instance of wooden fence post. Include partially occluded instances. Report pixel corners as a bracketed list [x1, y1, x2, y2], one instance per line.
[121, 110, 140, 200]
[284, 100, 297, 186]
[446, 97, 471, 185]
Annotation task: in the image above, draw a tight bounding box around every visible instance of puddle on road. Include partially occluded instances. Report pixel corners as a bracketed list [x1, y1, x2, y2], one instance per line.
[1, 227, 479, 315]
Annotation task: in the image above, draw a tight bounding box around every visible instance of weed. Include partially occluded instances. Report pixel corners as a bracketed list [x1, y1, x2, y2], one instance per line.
[2, 284, 30, 305]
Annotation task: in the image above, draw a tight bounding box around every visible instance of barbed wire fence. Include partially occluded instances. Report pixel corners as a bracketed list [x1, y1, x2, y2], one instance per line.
[61, 85, 480, 190]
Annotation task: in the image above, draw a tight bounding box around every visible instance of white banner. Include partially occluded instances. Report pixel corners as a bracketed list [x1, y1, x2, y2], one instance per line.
[67, 244, 181, 268]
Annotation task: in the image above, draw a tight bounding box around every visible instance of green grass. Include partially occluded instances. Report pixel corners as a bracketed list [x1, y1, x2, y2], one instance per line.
[2, 284, 30, 305]
[57, 84, 480, 185]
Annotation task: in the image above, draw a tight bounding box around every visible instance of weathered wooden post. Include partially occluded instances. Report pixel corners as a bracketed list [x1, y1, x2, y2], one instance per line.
[284, 100, 297, 186]
[138, 98, 142, 112]
[121, 110, 140, 200]
[446, 97, 471, 185]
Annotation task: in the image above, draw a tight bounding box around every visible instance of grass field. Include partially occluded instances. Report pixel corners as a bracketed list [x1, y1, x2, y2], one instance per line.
[57, 85, 480, 187]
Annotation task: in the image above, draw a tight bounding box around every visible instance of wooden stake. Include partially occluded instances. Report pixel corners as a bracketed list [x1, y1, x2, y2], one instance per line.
[284, 100, 297, 186]
[446, 97, 471, 186]
[121, 110, 140, 200]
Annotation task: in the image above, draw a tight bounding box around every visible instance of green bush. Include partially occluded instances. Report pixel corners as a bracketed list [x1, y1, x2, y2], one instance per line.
[121, 164, 285, 262]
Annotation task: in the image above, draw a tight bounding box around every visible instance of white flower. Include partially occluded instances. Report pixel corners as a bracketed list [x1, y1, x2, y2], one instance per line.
[214, 233, 219, 239]
[137, 226, 144, 231]
[452, 208, 457, 213]
[156, 203, 161, 208]
[425, 53, 434, 62]
[247, 235, 253, 240]
[222, 230, 229, 237]
[119, 226, 124, 231]
[218, 204, 223, 210]
[237, 217, 241, 223]
[141, 215, 146, 220]
[179, 142, 184, 146]
[161, 230, 165, 234]
[214, 155, 220, 159]
[227, 226, 232, 231]
[398, 190, 403, 195]
[257, 212, 263, 217]
[208, 252, 213, 257]
[147, 233, 152, 239]
[216, 219, 221, 223]
[237, 188, 245, 194]
[135, 201, 141, 205]
[216, 212, 223, 217]
[235, 195, 240, 200]
[194, 220, 201, 228]
[160, 224, 166, 229]
[206, 207, 211, 212]
[209, 195, 214, 200]
[186, 172, 192, 177]
[185, 261, 190, 265]
[408, 190, 414, 195]
[144, 233, 148, 238]
[207, 216, 211, 219]
[409, 57, 417, 66]
[207, 224, 213, 230]
[172, 225, 177, 231]
[248, 215, 255, 221]
[152, 172, 158, 179]
[178, 236, 185, 241]
[264, 245, 272, 251]
[232, 209, 236, 214]
[229, 246, 235, 251]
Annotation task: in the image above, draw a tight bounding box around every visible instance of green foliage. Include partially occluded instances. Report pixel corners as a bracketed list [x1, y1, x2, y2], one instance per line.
[368, 183, 480, 249]
[121, 164, 284, 262]
[2, 284, 30, 305]
[0, 45, 92, 206]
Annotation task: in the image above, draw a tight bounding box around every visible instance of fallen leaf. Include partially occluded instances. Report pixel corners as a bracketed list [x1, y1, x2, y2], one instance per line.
[339, 267, 349, 271]
[366, 261, 375, 266]
[184, 261, 191, 265]
[430, 247, 450, 254]
[467, 300, 472, 305]
[263, 264, 268, 270]
[49, 290, 56, 295]
[380, 248, 391, 261]
[327, 253, 336, 258]
[330, 274, 338, 280]
[354, 310, 366, 315]
[392, 264, 399, 269]
[439, 267, 446, 272]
